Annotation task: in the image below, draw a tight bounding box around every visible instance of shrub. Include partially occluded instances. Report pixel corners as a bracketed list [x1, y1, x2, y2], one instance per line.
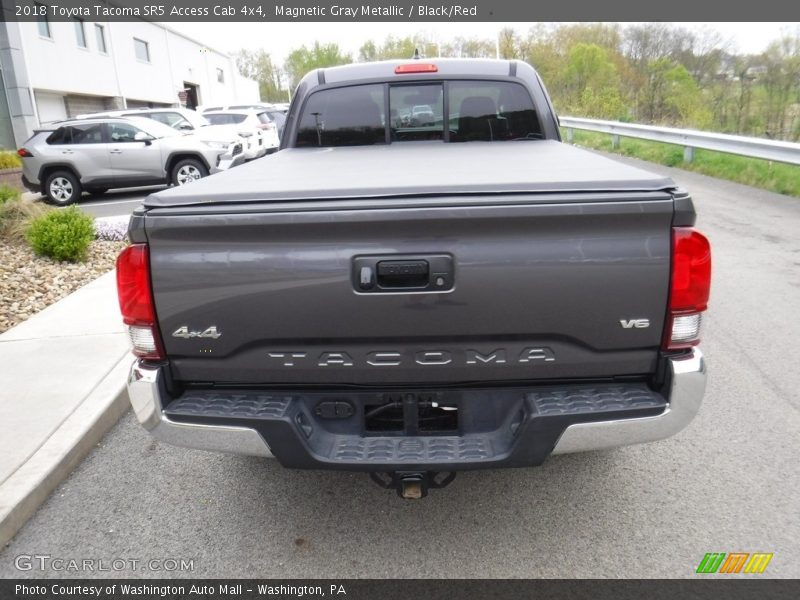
[26, 206, 95, 262]
[0, 194, 50, 243]
[0, 184, 18, 205]
[0, 151, 22, 170]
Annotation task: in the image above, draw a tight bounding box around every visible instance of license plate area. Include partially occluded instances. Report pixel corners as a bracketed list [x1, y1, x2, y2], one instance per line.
[364, 392, 459, 435]
[164, 383, 666, 468]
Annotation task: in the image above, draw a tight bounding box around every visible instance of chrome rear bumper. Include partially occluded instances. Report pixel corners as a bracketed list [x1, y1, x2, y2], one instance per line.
[127, 349, 705, 459]
[551, 349, 706, 453]
[127, 364, 274, 457]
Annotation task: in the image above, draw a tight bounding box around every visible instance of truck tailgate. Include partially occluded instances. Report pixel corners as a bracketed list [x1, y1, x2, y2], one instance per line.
[144, 192, 673, 385]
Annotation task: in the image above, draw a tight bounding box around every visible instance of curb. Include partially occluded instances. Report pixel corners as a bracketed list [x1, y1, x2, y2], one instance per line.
[0, 353, 131, 548]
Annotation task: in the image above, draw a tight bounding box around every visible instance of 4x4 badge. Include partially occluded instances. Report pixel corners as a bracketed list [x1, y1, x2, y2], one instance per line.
[172, 326, 222, 339]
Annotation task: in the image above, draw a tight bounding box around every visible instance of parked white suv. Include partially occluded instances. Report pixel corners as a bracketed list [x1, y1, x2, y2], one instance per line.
[19, 116, 244, 205]
[203, 110, 280, 158]
[201, 103, 288, 139]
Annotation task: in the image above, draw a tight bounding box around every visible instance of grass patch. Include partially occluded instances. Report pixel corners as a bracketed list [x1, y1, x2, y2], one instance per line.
[0, 184, 19, 204]
[564, 129, 800, 198]
[0, 188, 50, 243]
[0, 151, 22, 170]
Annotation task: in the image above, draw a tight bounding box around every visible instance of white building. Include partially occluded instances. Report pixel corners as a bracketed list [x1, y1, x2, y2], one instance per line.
[0, 14, 259, 148]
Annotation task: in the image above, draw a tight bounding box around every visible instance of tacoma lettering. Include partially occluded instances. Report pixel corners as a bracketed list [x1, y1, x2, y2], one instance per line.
[265, 348, 556, 367]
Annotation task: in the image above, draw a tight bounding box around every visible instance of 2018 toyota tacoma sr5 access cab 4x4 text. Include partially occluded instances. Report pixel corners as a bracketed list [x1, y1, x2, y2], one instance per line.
[120, 59, 711, 498]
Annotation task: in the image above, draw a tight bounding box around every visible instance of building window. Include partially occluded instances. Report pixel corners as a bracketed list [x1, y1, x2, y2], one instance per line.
[74, 19, 87, 48]
[134, 38, 150, 63]
[95, 24, 107, 54]
[216, 68, 224, 83]
[36, 3, 51, 38]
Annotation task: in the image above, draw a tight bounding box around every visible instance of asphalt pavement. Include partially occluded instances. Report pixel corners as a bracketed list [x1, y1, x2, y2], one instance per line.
[2, 155, 799, 578]
[26, 187, 160, 219]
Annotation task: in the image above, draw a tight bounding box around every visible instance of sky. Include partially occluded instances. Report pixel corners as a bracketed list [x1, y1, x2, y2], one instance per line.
[169, 22, 799, 62]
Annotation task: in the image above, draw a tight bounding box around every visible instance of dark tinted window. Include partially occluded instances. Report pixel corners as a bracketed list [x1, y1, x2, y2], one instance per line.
[448, 81, 541, 141]
[293, 81, 540, 146]
[45, 128, 66, 145]
[296, 84, 385, 147]
[109, 122, 143, 143]
[390, 84, 444, 142]
[46, 122, 105, 145]
[266, 111, 286, 127]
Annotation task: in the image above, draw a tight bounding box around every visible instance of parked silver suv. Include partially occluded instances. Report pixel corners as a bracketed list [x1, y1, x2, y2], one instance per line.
[76, 107, 249, 150]
[19, 116, 244, 205]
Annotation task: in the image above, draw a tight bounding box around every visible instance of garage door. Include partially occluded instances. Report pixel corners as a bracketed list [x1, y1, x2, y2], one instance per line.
[35, 92, 67, 124]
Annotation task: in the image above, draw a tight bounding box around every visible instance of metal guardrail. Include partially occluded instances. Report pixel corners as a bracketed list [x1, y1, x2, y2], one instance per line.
[559, 117, 800, 166]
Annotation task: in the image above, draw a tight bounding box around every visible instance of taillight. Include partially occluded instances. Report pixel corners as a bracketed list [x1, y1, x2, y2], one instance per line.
[116, 244, 164, 360]
[18, 148, 33, 157]
[395, 63, 438, 74]
[663, 228, 711, 350]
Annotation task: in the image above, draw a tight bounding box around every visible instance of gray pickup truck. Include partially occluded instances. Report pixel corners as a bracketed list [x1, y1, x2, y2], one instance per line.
[120, 59, 711, 498]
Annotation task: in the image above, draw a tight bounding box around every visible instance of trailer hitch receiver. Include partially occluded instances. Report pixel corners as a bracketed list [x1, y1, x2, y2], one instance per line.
[369, 471, 456, 498]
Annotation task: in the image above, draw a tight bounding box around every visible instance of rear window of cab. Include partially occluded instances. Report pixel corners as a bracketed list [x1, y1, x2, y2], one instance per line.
[295, 80, 542, 147]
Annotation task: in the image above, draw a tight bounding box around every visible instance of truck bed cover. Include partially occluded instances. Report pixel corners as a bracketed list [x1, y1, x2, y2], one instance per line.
[143, 141, 676, 208]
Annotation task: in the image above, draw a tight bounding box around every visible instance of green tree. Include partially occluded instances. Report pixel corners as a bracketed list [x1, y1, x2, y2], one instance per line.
[498, 27, 521, 59]
[639, 59, 708, 126]
[554, 23, 622, 54]
[233, 49, 287, 102]
[453, 37, 495, 58]
[284, 42, 352, 89]
[760, 34, 800, 139]
[358, 40, 378, 62]
[235, 25, 800, 141]
[623, 23, 692, 67]
[662, 64, 710, 126]
[522, 24, 563, 88]
[358, 36, 417, 61]
[622, 23, 696, 119]
[565, 43, 625, 118]
[705, 54, 754, 135]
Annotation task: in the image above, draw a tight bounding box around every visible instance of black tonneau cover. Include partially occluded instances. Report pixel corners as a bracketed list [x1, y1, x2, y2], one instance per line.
[144, 141, 675, 208]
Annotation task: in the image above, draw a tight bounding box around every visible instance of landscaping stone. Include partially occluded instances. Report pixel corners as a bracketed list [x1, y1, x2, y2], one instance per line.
[0, 240, 126, 334]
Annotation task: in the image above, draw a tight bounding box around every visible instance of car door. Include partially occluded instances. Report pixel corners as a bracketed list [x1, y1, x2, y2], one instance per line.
[107, 121, 164, 185]
[50, 122, 114, 187]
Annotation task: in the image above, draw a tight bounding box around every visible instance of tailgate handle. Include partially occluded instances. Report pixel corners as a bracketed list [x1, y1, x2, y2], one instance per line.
[377, 260, 429, 288]
[352, 255, 453, 293]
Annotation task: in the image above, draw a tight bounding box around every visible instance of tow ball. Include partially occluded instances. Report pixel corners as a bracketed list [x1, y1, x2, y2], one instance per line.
[369, 471, 457, 499]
